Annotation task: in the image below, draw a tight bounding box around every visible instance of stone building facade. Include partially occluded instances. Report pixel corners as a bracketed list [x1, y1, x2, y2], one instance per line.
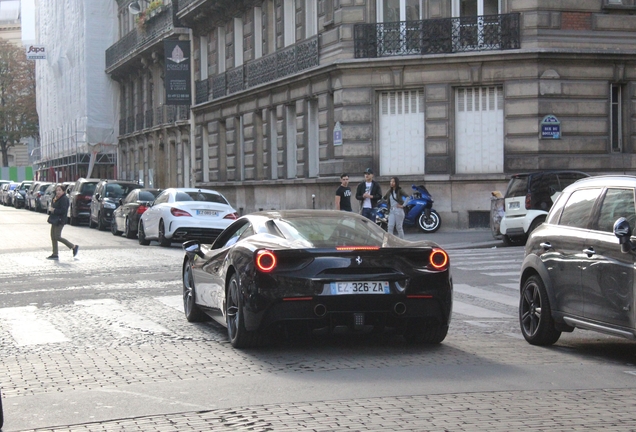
[166, 0, 636, 227]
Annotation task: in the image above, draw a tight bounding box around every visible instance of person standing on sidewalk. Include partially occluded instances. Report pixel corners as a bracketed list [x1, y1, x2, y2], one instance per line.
[335, 173, 352, 212]
[383, 176, 409, 239]
[355, 168, 382, 221]
[47, 184, 79, 260]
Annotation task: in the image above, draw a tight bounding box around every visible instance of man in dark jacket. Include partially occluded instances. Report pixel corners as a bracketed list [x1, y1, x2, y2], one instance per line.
[355, 168, 382, 221]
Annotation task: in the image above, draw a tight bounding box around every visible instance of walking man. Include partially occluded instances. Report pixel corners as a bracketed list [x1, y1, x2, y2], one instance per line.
[335, 173, 352, 212]
[355, 168, 382, 221]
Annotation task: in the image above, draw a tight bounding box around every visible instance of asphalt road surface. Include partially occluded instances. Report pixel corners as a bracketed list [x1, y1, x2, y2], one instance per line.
[1, 204, 636, 431]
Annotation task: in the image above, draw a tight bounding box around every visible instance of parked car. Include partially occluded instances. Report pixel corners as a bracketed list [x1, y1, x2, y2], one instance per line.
[499, 170, 589, 246]
[181, 210, 452, 348]
[67, 178, 99, 225]
[519, 175, 636, 346]
[24, 182, 39, 210]
[41, 183, 57, 214]
[12, 181, 33, 209]
[1, 183, 17, 206]
[111, 188, 162, 238]
[138, 188, 238, 246]
[27, 182, 52, 211]
[89, 180, 143, 231]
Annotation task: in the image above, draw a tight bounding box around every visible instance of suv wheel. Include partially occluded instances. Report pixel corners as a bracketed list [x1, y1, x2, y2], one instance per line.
[519, 275, 561, 346]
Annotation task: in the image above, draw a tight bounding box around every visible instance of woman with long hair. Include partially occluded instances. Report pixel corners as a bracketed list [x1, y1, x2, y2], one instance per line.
[47, 184, 79, 260]
[383, 176, 410, 239]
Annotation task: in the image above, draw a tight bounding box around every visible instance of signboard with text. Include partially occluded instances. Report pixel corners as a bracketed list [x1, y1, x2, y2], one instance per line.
[164, 40, 191, 105]
[541, 115, 561, 139]
[333, 121, 342, 146]
[26, 45, 46, 60]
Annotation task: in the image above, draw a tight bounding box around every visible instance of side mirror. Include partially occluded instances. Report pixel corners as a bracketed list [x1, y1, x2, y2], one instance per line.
[614, 217, 634, 253]
[183, 240, 205, 258]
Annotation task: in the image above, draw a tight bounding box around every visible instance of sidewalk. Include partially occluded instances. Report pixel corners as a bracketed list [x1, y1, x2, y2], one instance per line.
[404, 227, 504, 250]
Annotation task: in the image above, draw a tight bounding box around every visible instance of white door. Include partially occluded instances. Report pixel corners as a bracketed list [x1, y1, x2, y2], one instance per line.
[379, 90, 425, 176]
[455, 86, 504, 174]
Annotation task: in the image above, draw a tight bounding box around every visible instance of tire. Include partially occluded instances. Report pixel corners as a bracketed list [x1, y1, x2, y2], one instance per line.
[226, 274, 263, 348]
[97, 212, 107, 231]
[138, 221, 151, 246]
[404, 320, 448, 344]
[418, 210, 441, 233]
[111, 218, 122, 236]
[89, 215, 96, 228]
[70, 206, 79, 226]
[519, 275, 561, 346]
[183, 261, 208, 322]
[124, 218, 136, 239]
[528, 217, 546, 236]
[158, 220, 171, 247]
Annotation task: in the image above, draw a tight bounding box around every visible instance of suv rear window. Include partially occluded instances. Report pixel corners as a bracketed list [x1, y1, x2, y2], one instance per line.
[79, 182, 97, 195]
[505, 176, 528, 198]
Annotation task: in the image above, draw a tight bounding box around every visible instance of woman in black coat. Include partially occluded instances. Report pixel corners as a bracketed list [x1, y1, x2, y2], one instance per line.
[47, 184, 79, 260]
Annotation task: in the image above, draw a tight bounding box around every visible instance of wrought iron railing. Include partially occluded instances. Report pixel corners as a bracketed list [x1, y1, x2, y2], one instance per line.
[195, 79, 209, 105]
[145, 109, 154, 128]
[119, 105, 191, 136]
[106, 4, 175, 70]
[354, 13, 520, 58]
[136, 113, 145, 130]
[202, 36, 319, 103]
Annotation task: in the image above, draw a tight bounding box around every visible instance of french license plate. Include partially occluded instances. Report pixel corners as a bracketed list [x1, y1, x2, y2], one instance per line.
[330, 281, 390, 295]
[508, 202, 520, 210]
[196, 210, 218, 216]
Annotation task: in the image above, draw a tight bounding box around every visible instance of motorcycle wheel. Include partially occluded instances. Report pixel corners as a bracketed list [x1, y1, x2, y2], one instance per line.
[418, 210, 441, 233]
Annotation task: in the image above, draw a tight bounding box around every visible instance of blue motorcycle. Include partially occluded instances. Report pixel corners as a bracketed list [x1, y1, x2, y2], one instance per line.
[373, 184, 442, 233]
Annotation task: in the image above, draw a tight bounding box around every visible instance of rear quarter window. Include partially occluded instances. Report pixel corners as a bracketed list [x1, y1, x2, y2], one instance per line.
[505, 177, 528, 198]
[558, 188, 602, 229]
[80, 183, 97, 195]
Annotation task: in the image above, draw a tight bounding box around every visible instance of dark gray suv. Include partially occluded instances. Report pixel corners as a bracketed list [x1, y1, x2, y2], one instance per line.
[89, 180, 142, 231]
[520, 175, 636, 345]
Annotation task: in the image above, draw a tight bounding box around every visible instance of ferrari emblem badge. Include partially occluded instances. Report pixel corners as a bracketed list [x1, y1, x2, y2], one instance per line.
[355, 256, 362, 265]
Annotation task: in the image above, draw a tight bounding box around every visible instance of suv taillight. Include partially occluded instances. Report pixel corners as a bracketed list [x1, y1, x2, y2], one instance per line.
[525, 193, 532, 210]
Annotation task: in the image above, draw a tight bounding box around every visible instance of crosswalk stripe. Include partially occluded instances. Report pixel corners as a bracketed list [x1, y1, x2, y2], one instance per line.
[75, 299, 171, 336]
[454, 284, 519, 307]
[456, 264, 521, 271]
[155, 295, 183, 312]
[482, 271, 521, 277]
[0, 306, 69, 346]
[453, 300, 514, 319]
[498, 283, 519, 290]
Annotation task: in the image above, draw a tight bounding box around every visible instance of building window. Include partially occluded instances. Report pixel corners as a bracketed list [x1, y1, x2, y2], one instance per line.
[218, 27, 226, 73]
[254, 7, 263, 59]
[306, 0, 317, 37]
[611, 84, 622, 152]
[267, 0, 276, 54]
[307, 100, 319, 177]
[200, 36, 208, 80]
[286, 105, 297, 178]
[234, 18, 244, 67]
[284, 0, 296, 47]
[269, 109, 278, 180]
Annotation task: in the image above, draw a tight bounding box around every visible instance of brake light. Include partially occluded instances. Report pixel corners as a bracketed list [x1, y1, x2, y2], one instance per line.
[136, 205, 148, 215]
[429, 248, 449, 270]
[525, 193, 532, 210]
[224, 212, 239, 220]
[171, 208, 192, 217]
[256, 250, 277, 272]
[78, 194, 91, 202]
[336, 246, 380, 251]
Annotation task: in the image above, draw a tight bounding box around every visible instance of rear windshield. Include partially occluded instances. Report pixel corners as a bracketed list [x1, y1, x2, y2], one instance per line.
[505, 176, 528, 198]
[175, 191, 229, 204]
[275, 215, 385, 248]
[139, 190, 160, 201]
[79, 182, 97, 195]
[105, 183, 140, 199]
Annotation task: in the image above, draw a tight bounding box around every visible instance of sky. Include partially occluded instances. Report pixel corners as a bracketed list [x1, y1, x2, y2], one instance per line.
[21, 0, 35, 45]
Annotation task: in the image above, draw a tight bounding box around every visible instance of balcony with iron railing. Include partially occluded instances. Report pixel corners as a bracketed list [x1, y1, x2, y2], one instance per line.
[106, 4, 178, 73]
[118, 105, 191, 137]
[354, 13, 520, 58]
[195, 35, 319, 105]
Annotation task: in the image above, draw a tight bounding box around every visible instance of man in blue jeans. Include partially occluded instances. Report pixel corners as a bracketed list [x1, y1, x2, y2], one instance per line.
[355, 168, 382, 221]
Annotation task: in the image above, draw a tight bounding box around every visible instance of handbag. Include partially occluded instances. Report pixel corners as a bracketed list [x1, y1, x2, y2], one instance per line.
[47, 214, 62, 225]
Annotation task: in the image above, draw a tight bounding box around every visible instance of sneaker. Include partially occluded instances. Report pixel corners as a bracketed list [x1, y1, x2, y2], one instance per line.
[46, 255, 59, 260]
[73, 245, 79, 257]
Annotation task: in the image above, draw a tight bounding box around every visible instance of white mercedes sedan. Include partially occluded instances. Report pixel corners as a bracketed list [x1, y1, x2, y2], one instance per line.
[138, 188, 238, 246]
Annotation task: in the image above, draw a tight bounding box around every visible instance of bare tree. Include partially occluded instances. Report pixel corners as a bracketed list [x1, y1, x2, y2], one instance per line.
[0, 40, 38, 167]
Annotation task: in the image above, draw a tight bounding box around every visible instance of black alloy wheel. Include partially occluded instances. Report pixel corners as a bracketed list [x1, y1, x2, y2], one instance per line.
[138, 221, 150, 246]
[226, 274, 262, 348]
[111, 218, 121, 236]
[519, 275, 561, 346]
[182, 261, 207, 322]
[124, 217, 135, 239]
[158, 220, 171, 247]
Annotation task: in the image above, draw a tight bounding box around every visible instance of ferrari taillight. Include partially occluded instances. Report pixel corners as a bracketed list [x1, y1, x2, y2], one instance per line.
[336, 246, 380, 251]
[256, 250, 277, 272]
[171, 208, 192, 217]
[429, 248, 449, 270]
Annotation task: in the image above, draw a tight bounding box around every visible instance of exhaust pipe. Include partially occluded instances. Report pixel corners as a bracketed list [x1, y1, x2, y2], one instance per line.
[394, 302, 406, 315]
[314, 304, 327, 317]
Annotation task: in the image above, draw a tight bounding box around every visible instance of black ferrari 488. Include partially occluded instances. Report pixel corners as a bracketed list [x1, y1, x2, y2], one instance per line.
[182, 210, 452, 348]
